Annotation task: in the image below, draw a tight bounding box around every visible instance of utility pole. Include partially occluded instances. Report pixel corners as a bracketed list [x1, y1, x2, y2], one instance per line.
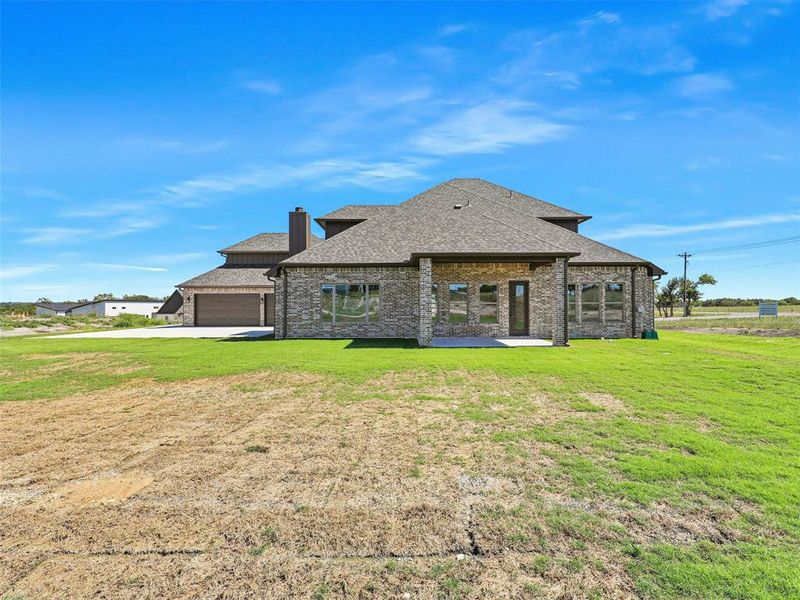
[678, 252, 692, 317]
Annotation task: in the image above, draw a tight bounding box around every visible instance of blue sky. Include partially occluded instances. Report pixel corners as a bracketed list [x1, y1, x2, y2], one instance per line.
[1, 0, 798, 301]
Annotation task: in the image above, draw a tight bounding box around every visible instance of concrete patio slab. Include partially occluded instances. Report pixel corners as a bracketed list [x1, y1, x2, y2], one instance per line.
[430, 336, 553, 348]
[49, 326, 274, 339]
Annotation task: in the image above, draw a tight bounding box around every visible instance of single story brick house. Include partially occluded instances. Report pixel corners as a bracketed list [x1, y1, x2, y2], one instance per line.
[180, 178, 665, 346]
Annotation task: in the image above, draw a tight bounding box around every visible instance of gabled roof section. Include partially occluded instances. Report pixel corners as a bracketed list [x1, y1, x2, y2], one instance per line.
[156, 290, 183, 314]
[281, 178, 664, 274]
[34, 302, 83, 311]
[440, 178, 591, 222]
[314, 204, 398, 227]
[219, 232, 322, 254]
[282, 181, 580, 266]
[178, 266, 275, 288]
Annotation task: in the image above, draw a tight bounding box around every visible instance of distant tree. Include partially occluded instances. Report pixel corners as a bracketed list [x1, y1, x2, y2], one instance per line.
[93, 293, 115, 301]
[656, 278, 681, 317]
[122, 294, 153, 301]
[36, 297, 53, 303]
[683, 274, 717, 316]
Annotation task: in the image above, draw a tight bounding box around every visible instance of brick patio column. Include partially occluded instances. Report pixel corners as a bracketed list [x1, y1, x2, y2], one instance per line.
[418, 257, 433, 347]
[183, 290, 195, 327]
[274, 273, 285, 339]
[552, 257, 568, 346]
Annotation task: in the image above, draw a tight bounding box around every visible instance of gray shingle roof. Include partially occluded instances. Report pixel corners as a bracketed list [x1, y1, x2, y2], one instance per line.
[439, 179, 590, 221]
[219, 232, 322, 254]
[178, 266, 275, 288]
[315, 204, 398, 224]
[282, 178, 665, 274]
[156, 290, 183, 314]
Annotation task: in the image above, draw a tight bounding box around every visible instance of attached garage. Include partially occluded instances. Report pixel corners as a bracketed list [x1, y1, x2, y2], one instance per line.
[195, 293, 261, 326]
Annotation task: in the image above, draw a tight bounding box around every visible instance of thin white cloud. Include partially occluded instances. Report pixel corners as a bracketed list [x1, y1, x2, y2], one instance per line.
[411, 99, 569, 155]
[438, 23, 470, 37]
[579, 11, 620, 26]
[598, 213, 800, 241]
[85, 263, 168, 273]
[23, 186, 67, 200]
[159, 157, 431, 202]
[674, 73, 733, 98]
[21, 227, 89, 245]
[97, 218, 161, 239]
[241, 80, 283, 95]
[497, 19, 696, 87]
[705, 0, 748, 20]
[117, 136, 229, 154]
[684, 156, 722, 171]
[0, 264, 55, 280]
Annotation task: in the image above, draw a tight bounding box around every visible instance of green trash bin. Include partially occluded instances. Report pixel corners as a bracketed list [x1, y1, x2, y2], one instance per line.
[641, 329, 659, 340]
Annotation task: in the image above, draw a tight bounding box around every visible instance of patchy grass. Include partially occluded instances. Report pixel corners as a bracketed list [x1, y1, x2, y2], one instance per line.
[658, 316, 800, 333]
[0, 333, 798, 598]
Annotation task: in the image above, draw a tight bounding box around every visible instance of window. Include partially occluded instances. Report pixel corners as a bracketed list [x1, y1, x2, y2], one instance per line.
[335, 284, 365, 322]
[567, 284, 576, 322]
[367, 284, 379, 323]
[605, 283, 624, 321]
[320, 283, 379, 323]
[581, 284, 599, 321]
[448, 283, 468, 323]
[431, 284, 438, 321]
[479, 284, 498, 324]
[321, 284, 334, 321]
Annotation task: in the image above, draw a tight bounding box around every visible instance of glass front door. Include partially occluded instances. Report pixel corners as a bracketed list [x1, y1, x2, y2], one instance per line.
[508, 281, 529, 336]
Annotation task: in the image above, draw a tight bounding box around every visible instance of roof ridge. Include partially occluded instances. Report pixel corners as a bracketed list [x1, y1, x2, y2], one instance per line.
[452, 178, 588, 218]
[444, 181, 654, 265]
[443, 182, 575, 254]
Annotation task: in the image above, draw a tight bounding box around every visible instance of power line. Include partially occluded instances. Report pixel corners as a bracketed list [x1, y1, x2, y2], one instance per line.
[693, 235, 800, 256]
[654, 236, 800, 261]
[714, 257, 800, 271]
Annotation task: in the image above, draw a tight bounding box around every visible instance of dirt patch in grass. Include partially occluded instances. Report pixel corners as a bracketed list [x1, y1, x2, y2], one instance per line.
[53, 473, 155, 507]
[579, 392, 625, 412]
[0, 370, 769, 598]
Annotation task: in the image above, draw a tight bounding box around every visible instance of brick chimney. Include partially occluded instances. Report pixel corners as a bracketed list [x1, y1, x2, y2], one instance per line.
[288, 207, 311, 257]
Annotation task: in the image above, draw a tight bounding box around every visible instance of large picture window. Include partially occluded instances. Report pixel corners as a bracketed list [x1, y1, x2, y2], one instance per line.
[448, 283, 468, 323]
[479, 284, 498, 324]
[320, 283, 379, 323]
[567, 284, 576, 322]
[581, 284, 600, 321]
[605, 283, 624, 321]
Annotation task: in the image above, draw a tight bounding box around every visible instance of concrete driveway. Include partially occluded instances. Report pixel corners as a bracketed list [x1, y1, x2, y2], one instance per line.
[50, 326, 274, 339]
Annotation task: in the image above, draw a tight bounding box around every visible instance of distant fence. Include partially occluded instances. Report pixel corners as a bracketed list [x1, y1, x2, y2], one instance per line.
[758, 301, 778, 317]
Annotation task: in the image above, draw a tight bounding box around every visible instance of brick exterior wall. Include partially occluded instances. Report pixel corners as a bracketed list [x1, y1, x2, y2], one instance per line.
[566, 265, 654, 338]
[552, 258, 568, 346]
[276, 262, 655, 341]
[279, 266, 420, 339]
[418, 258, 433, 347]
[181, 287, 272, 327]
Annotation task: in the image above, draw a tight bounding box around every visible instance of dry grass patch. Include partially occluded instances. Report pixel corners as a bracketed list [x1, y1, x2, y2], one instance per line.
[0, 368, 773, 598]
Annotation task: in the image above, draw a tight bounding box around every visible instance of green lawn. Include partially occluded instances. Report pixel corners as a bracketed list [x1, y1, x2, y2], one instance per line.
[1, 332, 799, 598]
